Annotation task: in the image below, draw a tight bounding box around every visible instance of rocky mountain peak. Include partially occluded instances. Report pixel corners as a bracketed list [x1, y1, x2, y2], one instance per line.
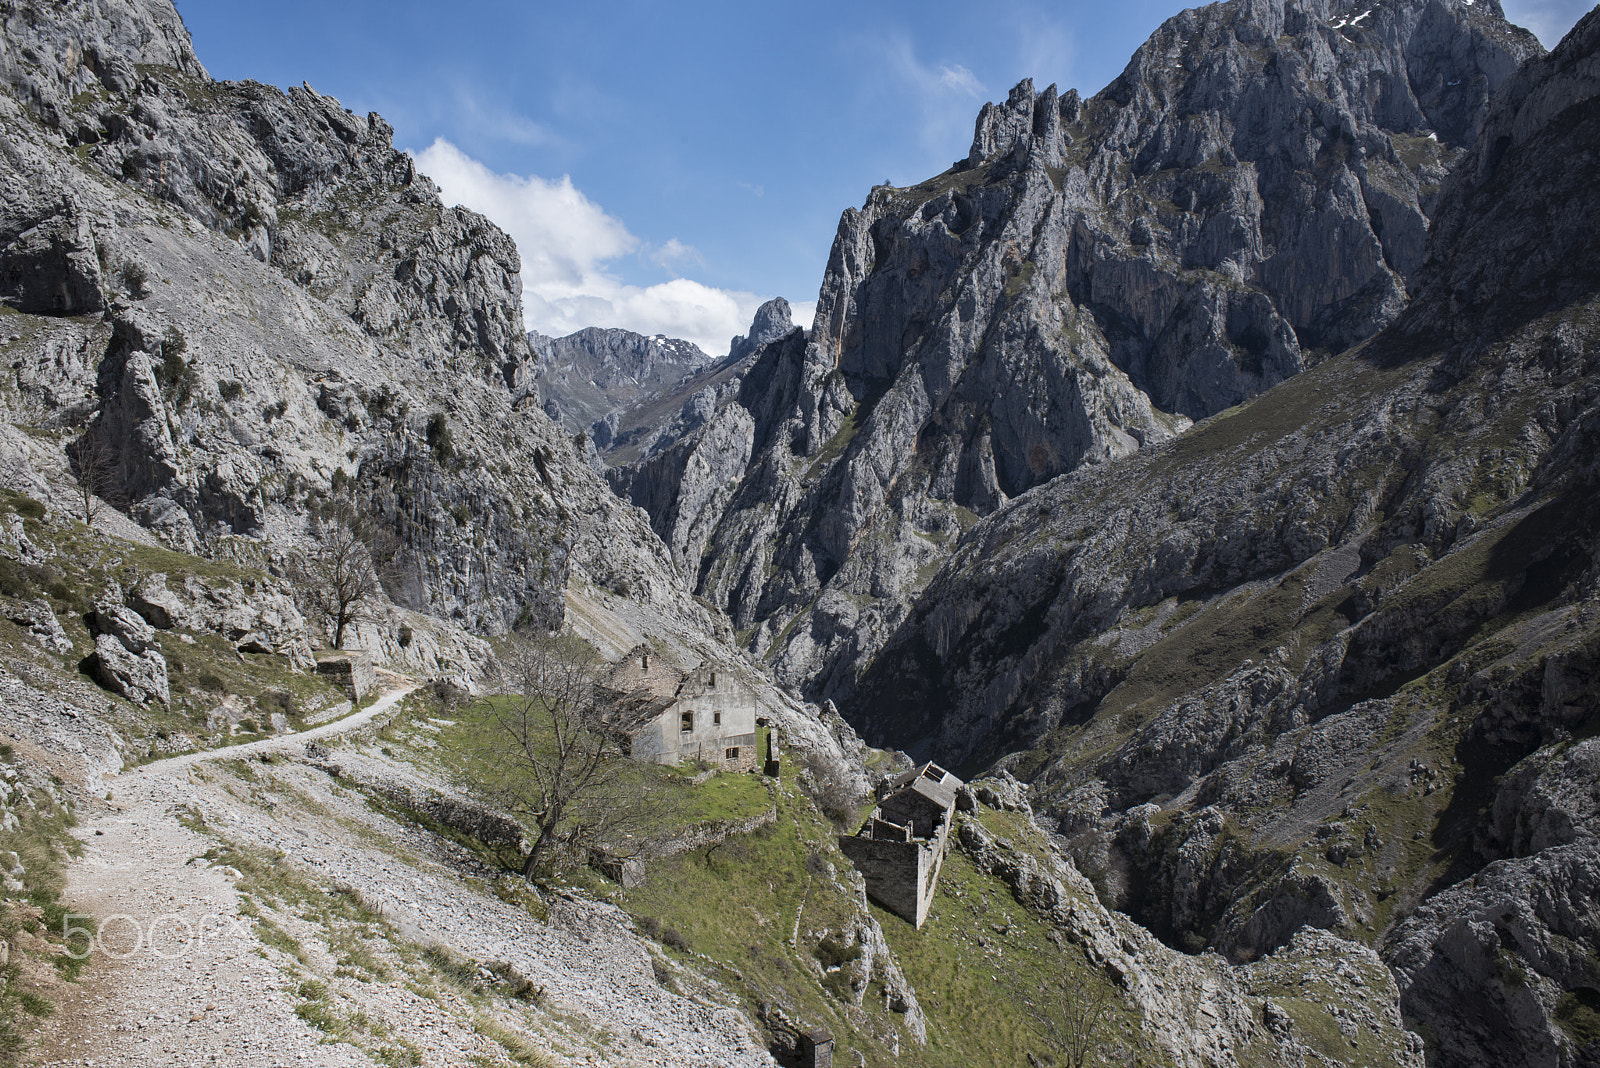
[611, 0, 1542, 711]
[727, 296, 797, 365]
[530, 326, 712, 432]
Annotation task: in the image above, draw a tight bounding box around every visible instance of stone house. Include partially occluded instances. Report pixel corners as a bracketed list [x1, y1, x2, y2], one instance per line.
[603, 646, 759, 771]
[839, 762, 962, 928]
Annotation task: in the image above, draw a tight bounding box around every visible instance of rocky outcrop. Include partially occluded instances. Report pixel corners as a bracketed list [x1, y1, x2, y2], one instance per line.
[612, 0, 1540, 706]
[842, 8, 1600, 1065]
[1385, 842, 1600, 1068]
[3, 597, 72, 654]
[0, 0, 727, 651]
[726, 296, 797, 366]
[86, 631, 167, 705]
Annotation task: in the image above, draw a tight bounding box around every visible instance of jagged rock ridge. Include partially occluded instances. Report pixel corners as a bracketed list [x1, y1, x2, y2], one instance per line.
[606, 0, 1541, 708]
[530, 326, 711, 437]
[849, 9, 1600, 1065]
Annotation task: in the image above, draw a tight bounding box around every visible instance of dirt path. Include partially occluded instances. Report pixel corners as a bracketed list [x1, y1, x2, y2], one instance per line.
[134, 682, 419, 777]
[28, 675, 770, 1068]
[26, 682, 419, 1068]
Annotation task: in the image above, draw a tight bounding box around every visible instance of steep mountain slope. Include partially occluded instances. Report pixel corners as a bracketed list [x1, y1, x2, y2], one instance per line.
[850, 10, 1600, 1065]
[0, 0, 876, 816]
[0, 0, 722, 642]
[606, 0, 1541, 707]
[530, 326, 711, 436]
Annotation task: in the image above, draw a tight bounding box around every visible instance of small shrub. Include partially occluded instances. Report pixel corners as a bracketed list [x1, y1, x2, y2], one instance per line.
[802, 750, 868, 827]
[153, 328, 198, 409]
[425, 413, 454, 463]
[487, 960, 543, 1003]
[197, 672, 225, 693]
[261, 691, 294, 716]
[429, 678, 466, 709]
[421, 944, 479, 991]
[237, 718, 259, 734]
[264, 399, 288, 421]
[636, 917, 690, 953]
[0, 559, 31, 599]
[396, 624, 413, 648]
[217, 380, 244, 402]
[6, 495, 45, 521]
[821, 969, 857, 1002]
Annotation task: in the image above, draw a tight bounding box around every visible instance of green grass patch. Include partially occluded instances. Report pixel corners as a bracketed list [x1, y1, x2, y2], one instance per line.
[873, 848, 1141, 1067]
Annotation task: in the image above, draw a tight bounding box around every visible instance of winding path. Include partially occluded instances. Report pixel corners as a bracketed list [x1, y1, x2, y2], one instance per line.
[26, 681, 419, 1068]
[134, 680, 420, 776]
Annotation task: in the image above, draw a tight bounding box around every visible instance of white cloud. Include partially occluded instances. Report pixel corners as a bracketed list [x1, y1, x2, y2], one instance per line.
[790, 300, 818, 333]
[650, 238, 704, 272]
[937, 64, 984, 96]
[412, 139, 775, 357]
[883, 37, 990, 169]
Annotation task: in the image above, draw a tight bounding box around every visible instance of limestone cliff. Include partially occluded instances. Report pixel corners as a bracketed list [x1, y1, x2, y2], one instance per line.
[0, 0, 719, 646]
[610, 0, 1542, 705]
[850, 9, 1600, 1064]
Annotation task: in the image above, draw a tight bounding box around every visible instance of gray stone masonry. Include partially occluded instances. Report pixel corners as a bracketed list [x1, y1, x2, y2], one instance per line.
[840, 762, 961, 927]
[315, 651, 374, 700]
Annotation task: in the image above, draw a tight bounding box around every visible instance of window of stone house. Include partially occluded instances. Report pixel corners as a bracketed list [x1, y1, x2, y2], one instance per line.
[709, 671, 717, 688]
[681, 711, 693, 732]
[713, 711, 722, 726]
[725, 747, 739, 761]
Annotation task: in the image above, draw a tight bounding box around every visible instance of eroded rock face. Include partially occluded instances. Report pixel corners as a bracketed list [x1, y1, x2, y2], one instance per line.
[845, 8, 1600, 1064]
[0, 0, 724, 647]
[615, 0, 1540, 706]
[3, 598, 72, 654]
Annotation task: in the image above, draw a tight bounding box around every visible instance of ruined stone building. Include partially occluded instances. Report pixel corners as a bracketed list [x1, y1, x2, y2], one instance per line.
[603, 645, 760, 771]
[839, 762, 962, 927]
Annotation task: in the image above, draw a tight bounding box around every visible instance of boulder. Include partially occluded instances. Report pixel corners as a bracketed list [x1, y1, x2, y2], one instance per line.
[86, 597, 155, 653]
[86, 632, 169, 705]
[4, 598, 72, 654]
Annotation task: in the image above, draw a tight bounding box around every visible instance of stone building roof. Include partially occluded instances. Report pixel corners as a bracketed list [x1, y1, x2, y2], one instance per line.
[884, 761, 959, 812]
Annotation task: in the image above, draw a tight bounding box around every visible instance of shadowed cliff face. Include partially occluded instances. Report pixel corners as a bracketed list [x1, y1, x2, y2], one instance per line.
[605, 0, 1540, 713]
[850, 10, 1600, 1065]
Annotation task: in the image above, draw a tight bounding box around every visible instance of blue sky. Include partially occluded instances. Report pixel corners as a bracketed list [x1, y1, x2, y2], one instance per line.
[173, 0, 1591, 355]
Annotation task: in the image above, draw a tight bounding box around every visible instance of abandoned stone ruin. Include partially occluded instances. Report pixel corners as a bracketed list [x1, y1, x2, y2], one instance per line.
[315, 650, 375, 700]
[839, 762, 962, 928]
[604, 645, 761, 770]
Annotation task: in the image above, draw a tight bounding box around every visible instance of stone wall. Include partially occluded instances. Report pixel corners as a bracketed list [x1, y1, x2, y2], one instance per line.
[315, 652, 374, 700]
[838, 834, 939, 927]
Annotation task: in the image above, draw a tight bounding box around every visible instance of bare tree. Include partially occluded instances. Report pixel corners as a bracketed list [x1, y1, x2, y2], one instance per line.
[291, 497, 384, 649]
[1036, 972, 1116, 1068]
[477, 638, 669, 880]
[67, 433, 119, 528]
